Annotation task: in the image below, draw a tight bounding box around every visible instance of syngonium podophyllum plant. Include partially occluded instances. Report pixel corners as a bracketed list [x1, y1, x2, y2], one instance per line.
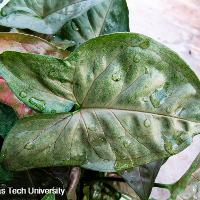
[0, 0, 199, 200]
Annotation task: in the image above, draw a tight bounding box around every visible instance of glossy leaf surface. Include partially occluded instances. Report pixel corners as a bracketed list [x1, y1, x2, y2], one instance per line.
[0, 32, 69, 116]
[1, 33, 200, 172]
[0, 52, 75, 113]
[170, 153, 200, 200]
[0, 0, 104, 34]
[59, 0, 129, 47]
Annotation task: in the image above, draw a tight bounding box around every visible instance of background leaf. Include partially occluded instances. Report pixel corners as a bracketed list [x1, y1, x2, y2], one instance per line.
[1, 33, 200, 173]
[0, 102, 17, 138]
[121, 160, 165, 200]
[41, 193, 55, 200]
[0, 0, 104, 34]
[0, 32, 69, 58]
[0, 33, 71, 115]
[0, 52, 75, 113]
[58, 0, 129, 48]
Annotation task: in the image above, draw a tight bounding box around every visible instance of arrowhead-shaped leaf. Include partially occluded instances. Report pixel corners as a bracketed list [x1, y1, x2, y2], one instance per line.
[1, 33, 200, 172]
[0, 0, 104, 34]
[59, 0, 129, 47]
[0, 32, 69, 116]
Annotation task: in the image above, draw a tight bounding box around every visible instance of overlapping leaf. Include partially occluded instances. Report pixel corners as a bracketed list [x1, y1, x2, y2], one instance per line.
[1, 33, 200, 173]
[0, 0, 104, 34]
[59, 0, 129, 47]
[0, 32, 70, 116]
[0, 32, 69, 58]
[121, 160, 165, 200]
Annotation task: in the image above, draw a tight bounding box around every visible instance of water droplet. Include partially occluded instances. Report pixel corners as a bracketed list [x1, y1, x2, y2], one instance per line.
[145, 67, 149, 74]
[65, 61, 72, 67]
[29, 97, 46, 111]
[19, 91, 27, 98]
[1, 9, 7, 17]
[51, 109, 56, 113]
[166, 107, 171, 113]
[64, 105, 71, 112]
[194, 195, 198, 200]
[164, 139, 178, 155]
[133, 54, 141, 63]
[193, 185, 197, 192]
[150, 89, 167, 108]
[71, 21, 79, 31]
[123, 170, 128, 175]
[150, 97, 160, 108]
[139, 39, 150, 49]
[25, 142, 34, 150]
[123, 140, 131, 148]
[144, 119, 151, 127]
[142, 97, 149, 102]
[112, 72, 121, 82]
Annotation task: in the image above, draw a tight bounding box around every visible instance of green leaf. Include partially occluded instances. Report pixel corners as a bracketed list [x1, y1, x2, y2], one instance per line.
[41, 193, 55, 200]
[0, 51, 75, 113]
[0, 103, 17, 138]
[1, 33, 200, 172]
[0, 164, 13, 183]
[0, 32, 69, 117]
[0, 0, 104, 34]
[83, 181, 121, 200]
[58, 0, 129, 48]
[121, 160, 165, 200]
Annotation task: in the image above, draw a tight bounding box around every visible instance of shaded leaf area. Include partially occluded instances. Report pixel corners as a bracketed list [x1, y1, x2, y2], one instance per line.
[82, 181, 121, 200]
[0, 0, 104, 34]
[0, 167, 71, 200]
[121, 159, 165, 200]
[0, 33, 69, 58]
[108, 181, 140, 200]
[0, 103, 17, 138]
[58, 0, 129, 48]
[1, 33, 200, 173]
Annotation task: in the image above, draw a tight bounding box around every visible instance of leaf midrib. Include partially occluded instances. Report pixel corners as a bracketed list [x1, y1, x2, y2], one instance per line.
[98, 0, 113, 36]
[79, 108, 200, 124]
